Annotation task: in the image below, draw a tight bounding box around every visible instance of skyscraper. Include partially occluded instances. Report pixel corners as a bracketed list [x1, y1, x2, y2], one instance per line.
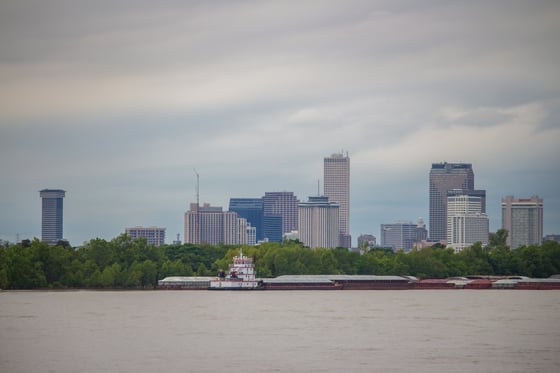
[429, 162, 474, 242]
[39, 189, 65, 243]
[262, 192, 299, 235]
[263, 215, 283, 242]
[298, 196, 340, 249]
[447, 195, 489, 252]
[502, 195, 544, 249]
[324, 153, 350, 247]
[229, 198, 264, 241]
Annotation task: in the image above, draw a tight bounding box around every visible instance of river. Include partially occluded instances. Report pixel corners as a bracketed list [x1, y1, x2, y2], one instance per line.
[1, 290, 559, 372]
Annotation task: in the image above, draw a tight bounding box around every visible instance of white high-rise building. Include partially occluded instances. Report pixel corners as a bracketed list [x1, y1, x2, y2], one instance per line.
[298, 196, 340, 249]
[447, 195, 489, 252]
[324, 153, 350, 247]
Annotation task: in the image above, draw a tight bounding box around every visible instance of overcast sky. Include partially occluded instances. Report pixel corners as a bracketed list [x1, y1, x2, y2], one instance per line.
[1, 1, 559, 246]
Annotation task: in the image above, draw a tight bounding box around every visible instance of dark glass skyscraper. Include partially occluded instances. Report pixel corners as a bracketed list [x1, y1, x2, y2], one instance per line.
[429, 163, 474, 241]
[263, 215, 283, 242]
[229, 198, 264, 241]
[40, 189, 66, 243]
[262, 192, 299, 235]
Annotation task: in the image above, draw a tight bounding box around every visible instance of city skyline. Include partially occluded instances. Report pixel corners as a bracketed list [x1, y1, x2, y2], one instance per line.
[1, 2, 559, 245]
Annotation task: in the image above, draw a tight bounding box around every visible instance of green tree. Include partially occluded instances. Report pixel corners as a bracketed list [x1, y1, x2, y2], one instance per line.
[5, 243, 47, 288]
[489, 229, 509, 248]
[0, 247, 9, 289]
[83, 238, 114, 269]
[195, 262, 210, 276]
[318, 249, 338, 274]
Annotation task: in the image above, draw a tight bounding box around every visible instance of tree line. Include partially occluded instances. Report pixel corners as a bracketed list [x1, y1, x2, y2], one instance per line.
[0, 231, 559, 289]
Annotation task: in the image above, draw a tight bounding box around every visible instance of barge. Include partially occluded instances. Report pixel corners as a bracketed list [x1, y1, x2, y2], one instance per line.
[156, 251, 560, 290]
[157, 274, 560, 290]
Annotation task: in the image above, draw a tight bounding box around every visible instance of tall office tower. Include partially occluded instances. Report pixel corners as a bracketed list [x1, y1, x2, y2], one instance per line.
[39, 189, 66, 243]
[502, 195, 544, 249]
[184, 203, 248, 245]
[298, 196, 340, 249]
[447, 195, 489, 252]
[324, 153, 351, 247]
[429, 162, 474, 242]
[380, 222, 418, 252]
[125, 226, 166, 247]
[262, 192, 299, 235]
[229, 198, 264, 241]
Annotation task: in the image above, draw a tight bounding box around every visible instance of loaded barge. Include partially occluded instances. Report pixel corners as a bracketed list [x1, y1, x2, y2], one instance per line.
[157, 274, 560, 291]
[156, 249, 560, 290]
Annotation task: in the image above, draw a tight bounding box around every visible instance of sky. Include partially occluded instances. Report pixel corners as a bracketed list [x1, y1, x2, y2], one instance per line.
[1, 0, 559, 246]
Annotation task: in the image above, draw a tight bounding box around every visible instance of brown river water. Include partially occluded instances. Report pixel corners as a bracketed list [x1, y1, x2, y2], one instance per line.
[1, 290, 559, 372]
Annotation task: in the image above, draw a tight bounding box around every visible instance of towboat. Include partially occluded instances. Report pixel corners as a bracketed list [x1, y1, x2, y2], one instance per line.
[209, 249, 263, 290]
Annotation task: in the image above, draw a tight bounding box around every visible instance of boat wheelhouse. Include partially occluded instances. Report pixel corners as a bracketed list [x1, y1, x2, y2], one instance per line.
[209, 249, 262, 290]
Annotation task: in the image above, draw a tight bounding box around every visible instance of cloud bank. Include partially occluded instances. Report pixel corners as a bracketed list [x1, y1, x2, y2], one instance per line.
[1, 1, 559, 244]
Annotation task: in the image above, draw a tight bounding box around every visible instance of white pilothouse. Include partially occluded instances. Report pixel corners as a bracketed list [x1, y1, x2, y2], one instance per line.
[209, 249, 262, 290]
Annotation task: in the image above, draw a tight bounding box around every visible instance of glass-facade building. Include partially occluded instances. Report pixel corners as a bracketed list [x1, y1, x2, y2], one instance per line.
[263, 192, 299, 235]
[263, 215, 283, 243]
[40, 189, 65, 243]
[229, 198, 264, 241]
[429, 163, 474, 242]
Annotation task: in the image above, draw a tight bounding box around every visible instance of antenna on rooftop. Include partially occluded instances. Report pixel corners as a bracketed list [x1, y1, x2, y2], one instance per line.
[194, 168, 200, 244]
[194, 168, 199, 206]
[317, 179, 320, 196]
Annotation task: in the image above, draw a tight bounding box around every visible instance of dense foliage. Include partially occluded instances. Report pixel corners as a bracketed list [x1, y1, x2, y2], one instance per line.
[1, 233, 559, 289]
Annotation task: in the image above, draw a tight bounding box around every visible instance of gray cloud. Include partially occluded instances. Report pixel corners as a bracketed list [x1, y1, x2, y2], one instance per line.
[1, 1, 559, 244]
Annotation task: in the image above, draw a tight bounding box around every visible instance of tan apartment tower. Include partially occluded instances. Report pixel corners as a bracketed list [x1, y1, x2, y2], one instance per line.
[324, 153, 350, 247]
[184, 203, 249, 245]
[125, 226, 166, 247]
[502, 195, 543, 249]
